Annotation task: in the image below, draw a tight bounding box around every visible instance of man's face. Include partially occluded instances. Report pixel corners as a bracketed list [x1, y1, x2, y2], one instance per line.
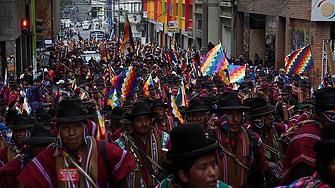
[30, 144, 48, 158]
[132, 114, 152, 135]
[282, 94, 289, 101]
[110, 118, 120, 126]
[181, 154, 219, 188]
[263, 113, 274, 128]
[34, 81, 40, 86]
[227, 110, 243, 136]
[60, 121, 85, 151]
[279, 72, 285, 77]
[153, 106, 166, 121]
[12, 129, 27, 146]
[191, 111, 207, 129]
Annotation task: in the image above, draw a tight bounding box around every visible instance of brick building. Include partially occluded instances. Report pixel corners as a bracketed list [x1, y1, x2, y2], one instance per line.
[236, 0, 334, 87]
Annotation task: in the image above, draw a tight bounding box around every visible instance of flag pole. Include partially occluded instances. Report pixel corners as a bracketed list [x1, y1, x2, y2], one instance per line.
[325, 42, 335, 87]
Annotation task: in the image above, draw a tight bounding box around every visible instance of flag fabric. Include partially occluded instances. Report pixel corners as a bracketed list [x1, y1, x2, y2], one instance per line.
[191, 78, 197, 85]
[112, 70, 126, 92]
[192, 51, 201, 65]
[23, 97, 31, 115]
[175, 80, 188, 107]
[104, 66, 110, 81]
[310, 87, 314, 98]
[218, 70, 230, 86]
[106, 89, 121, 108]
[109, 29, 115, 40]
[4, 68, 7, 85]
[318, 72, 331, 89]
[71, 79, 77, 90]
[171, 97, 184, 124]
[241, 93, 250, 102]
[201, 44, 228, 76]
[121, 66, 137, 98]
[227, 65, 246, 83]
[86, 69, 92, 79]
[143, 74, 154, 96]
[120, 16, 135, 56]
[95, 109, 106, 140]
[273, 76, 279, 83]
[79, 92, 88, 100]
[287, 105, 295, 111]
[285, 44, 314, 74]
[168, 48, 178, 65]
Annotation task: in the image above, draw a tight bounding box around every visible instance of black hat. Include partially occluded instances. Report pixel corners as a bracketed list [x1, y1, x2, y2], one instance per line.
[125, 101, 157, 120]
[102, 105, 113, 113]
[311, 87, 335, 106]
[280, 89, 290, 95]
[216, 91, 250, 110]
[7, 114, 35, 130]
[35, 108, 46, 116]
[37, 113, 53, 122]
[291, 75, 300, 81]
[19, 123, 55, 145]
[148, 85, 157, 91]
[194, 83, 201, 88]
[300, 80, 308, 87]
[5, 108, 17, 123]
[126, 95, 135, 101]
[150, 99, 169, 111]
[276, 78, 285, 84]
[51, 99, 96, 122]
[244, 97, 275, 117]
[313, 123, 335, 152]
[185, 99, 211, 113]
[122, 100, 133, 108]
[107, 106, 124, 119]
[45, 85, 54, 90]
[47, 108, 57, 116]
[166, 123, 218, 161]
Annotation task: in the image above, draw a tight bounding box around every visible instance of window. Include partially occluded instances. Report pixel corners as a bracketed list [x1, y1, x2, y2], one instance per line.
[182, 4, 185, 17]
[189, 5, 193, 19]
[197, 19, 202, 30]
[176, 3, 178, 16]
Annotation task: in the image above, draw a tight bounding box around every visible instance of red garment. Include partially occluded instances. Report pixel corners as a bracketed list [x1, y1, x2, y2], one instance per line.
[1, 158, 22, 188]
[48, 70, 55, 82]
[281, 120, 322, 185]
[0, 146, 10, 177]
[17, 139, 136, 188]
[111, 126, 125, 141]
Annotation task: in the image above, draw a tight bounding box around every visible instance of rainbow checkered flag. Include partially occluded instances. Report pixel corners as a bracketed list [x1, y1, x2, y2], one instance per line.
[143, 74, 154, 96]
[107, 89, 121, 108]
[171, 97, 184, 124]
[285, 44, 314, 74]
[227, 65, 246, 83]
[121, 66, 137, 98]
[201, 43, 228, 76]
[95, 109, 106, 140]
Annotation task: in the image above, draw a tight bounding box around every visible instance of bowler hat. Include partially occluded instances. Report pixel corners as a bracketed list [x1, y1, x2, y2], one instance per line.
[125, 101, 157, 120]
[185, 99, 211, 113]
[280, 89, 290, 95]
[51, 99, 96, 122]
[166, 123, 218, 161]
[148, 85, 157, 91]
[7, 114, 35, 130]
[259, 82, 270, 90]
[276, 78, 285, 84]
[311, 87, 335, 107]
[19, 122, 55, 145]
[244, 97, 275, 117]
[45, 85, 54, 90]
[313, 123, 335, 152]
[5, 108, 17, 123]
[102, 105, 113, 113]
[215, 91, 250, 111]
[300, 80, 308, 87]
[107, 106, 124, 119]
[150, 99, 169, 111]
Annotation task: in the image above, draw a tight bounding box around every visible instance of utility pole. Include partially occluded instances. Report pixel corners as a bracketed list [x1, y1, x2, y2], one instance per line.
[230, 0, 237, 59]
[31, 0, 37, 79]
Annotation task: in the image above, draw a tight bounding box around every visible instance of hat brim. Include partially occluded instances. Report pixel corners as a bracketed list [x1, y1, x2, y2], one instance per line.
[50, 114, 96, 122]
[213, 106, 251, 112]
[185, 108, 212, 114]
[19, 137, 56, 145]
[166, 142, 218, 161]
[7, 124, 35, 130]
[313, 140, 335, 152]
[108, 114, 124, 119]
[125, 112, 158, 120]
[246, 105, 276, 117]
[150, 104, 169, 111]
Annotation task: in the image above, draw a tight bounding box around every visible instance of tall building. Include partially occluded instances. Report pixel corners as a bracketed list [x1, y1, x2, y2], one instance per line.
[236, 0, 334, 87]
